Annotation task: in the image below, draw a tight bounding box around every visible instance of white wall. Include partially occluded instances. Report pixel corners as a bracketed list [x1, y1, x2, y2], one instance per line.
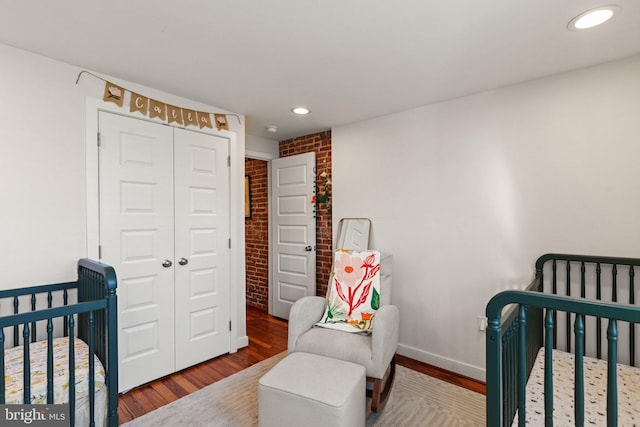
[332, 55, 640, 380]
[246, 134, 278, 160]
[0, 42, 248, 348]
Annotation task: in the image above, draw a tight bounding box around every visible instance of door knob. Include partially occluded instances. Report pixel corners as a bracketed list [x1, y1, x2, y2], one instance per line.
[162, 259, 173, 268]
[178, 257, 189, 266]
[305, 245, 313, 252]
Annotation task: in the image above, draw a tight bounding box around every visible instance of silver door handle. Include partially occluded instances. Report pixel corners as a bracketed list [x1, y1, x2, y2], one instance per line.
[162, 259, 173, 268]
[178, 257, 189, 266]
[305, 245, 313, 252]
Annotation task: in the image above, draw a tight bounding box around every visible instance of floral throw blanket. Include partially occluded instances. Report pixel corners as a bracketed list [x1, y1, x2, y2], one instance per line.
[315, 250, 381, 334]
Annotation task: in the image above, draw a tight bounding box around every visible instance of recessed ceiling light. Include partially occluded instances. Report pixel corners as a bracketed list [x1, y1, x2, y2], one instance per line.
[291, 107, 310, 115]
[266, 125, 278, 133]
[568, 5, 621, 30]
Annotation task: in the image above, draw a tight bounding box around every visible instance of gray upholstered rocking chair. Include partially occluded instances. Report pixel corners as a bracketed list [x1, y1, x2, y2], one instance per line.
[287, 252, 398, 413]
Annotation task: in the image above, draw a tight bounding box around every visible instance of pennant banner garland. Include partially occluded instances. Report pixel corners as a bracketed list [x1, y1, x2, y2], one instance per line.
[78, 71, 240, 129]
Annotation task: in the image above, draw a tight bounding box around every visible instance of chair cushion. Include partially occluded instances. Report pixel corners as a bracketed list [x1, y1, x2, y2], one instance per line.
[315, 250, 381, 334]
[294, 327, 376, 375]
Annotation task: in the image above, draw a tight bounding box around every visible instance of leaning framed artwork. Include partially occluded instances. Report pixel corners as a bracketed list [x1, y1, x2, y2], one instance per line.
[244, 175, 251, 218]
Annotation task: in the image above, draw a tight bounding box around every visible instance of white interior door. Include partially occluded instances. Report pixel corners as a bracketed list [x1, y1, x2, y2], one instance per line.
[270, 152, 316, 319]
[174, 128, 230, 370]
[98, 112, 175, 391]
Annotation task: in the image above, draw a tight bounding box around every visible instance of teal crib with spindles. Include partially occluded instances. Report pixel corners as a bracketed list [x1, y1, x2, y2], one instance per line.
[0, 259, 118, 427]
[486, 254, 640, 427]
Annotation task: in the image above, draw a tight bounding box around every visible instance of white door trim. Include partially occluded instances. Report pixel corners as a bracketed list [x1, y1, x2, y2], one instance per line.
[85, 96, 242, 353]
[245, 150, 277, 161]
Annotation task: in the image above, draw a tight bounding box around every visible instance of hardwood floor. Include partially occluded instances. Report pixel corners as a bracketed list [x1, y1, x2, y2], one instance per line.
[118, 305, 485, 423]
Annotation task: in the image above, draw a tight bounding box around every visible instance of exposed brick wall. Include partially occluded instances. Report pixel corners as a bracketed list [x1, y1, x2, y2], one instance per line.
[279, 130, 332, 298]
[245, 158, 269, 310]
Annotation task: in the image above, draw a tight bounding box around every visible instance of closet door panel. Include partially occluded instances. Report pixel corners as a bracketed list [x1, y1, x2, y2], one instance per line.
[173, 128, 231, 370]
[98, 112, 176, 391]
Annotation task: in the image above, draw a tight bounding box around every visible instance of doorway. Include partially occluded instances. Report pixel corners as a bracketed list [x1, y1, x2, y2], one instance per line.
[98, 111, 231, 391]
[244, 131, 333, 319]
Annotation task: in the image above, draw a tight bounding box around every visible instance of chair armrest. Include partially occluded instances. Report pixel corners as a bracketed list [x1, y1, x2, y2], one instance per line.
[371, 304, 400, 377]
[287, 296, 327, 353]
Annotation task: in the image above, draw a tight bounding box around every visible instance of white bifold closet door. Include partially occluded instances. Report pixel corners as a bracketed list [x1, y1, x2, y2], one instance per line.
[98, 112, 230, 392]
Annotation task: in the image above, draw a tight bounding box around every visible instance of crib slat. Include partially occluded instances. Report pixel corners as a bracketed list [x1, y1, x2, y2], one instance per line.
[612, 264, 618, 302]
[630, 266, 635, 367]
[48, 291, 53, 308]
[69, 315, 76, 427]
[544, 309, 554, 427]
[580, 262, 588, 351]
[64, 289, 69, 337]
[504, 330, 512, 423]
[0, 329, 5, 404]
[580, 262, 586, 298]
[552, 260, 558, 349]
[597, 263, 602, 360]
[518, 306, 527, 427]
[607, 320, 618, 427]
[89, 310, 96, 427]
[504, 323, 515, 426]
[574, 314, 585, 427]
[13, 296, 19, 347]
[31, 293, 37, 343]
[23, 323, 31, 404]
[502, 324, 512, 426]
[566, 262, 571, 352]
[47, 318, 54, 404]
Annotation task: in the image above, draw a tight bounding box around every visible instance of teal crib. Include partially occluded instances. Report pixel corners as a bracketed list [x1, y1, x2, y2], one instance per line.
[486, 254, 640, 427]
[0, 259, 118, 427]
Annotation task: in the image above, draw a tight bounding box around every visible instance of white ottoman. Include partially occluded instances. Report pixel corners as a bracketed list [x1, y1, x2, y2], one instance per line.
[258, 352, 366, 427]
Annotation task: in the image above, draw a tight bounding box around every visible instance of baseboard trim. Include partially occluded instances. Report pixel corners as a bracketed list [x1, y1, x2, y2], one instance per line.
[397, 343, 486, 382]
[236, 335, 249, 349]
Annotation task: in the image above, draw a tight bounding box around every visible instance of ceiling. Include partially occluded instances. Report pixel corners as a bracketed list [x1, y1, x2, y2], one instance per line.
[1, 1, 639, 141]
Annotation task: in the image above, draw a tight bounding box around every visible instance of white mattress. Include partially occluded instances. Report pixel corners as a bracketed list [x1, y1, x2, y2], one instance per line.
[512, 347, 640, 426]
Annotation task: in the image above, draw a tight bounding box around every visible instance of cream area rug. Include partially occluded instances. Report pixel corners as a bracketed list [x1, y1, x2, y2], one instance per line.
[121, 352, 485, 427]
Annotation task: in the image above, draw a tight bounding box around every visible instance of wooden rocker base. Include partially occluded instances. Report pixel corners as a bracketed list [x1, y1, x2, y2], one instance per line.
[367, 355, 397, 413]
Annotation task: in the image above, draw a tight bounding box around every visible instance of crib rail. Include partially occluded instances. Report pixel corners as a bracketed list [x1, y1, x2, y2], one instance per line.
[0, 259, 118, 427]
[0, 281, 76, 346]
[536, 254, 640, 365]
[486, 290, 640, 427]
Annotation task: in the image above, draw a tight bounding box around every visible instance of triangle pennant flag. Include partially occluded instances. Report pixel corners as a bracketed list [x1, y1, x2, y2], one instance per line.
[103, 82, 124, 107]
[130, 92, 149, 116]
[214, 114, 229, 131]
[183, 109, 198, 127]
[198, 112, 213, 129]
[149, 99, 166, 120]
[167, 105, 184, 125]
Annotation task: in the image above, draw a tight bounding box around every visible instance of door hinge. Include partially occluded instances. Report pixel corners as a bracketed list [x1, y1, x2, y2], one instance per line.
[228, 238, 231, 249]
[98, 245, 102, 259]
[97, 132, 101, 147]
[227, 155, 231, 167]
[229, 320, 232, 331]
